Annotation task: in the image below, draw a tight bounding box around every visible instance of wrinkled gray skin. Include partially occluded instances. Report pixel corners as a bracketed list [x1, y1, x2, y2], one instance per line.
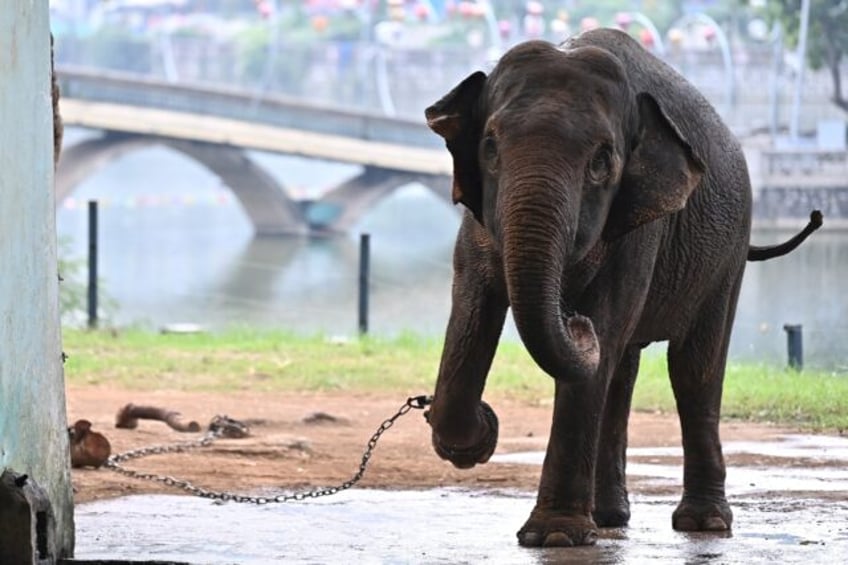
[424, 28, 816, 548]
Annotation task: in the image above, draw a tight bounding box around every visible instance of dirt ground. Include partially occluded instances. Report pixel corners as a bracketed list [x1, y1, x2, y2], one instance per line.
[66, 386, 804, 504]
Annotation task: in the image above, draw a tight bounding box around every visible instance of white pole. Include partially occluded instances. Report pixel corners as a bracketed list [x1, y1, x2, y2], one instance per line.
[790, 0, 811, 142]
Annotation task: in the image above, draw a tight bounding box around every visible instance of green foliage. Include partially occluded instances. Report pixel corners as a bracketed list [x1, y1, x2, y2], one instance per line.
[57, 239, 87, 323]
[84, 26, 154, 72]
[761, 0, 843, 65]
[233, 11, 362, 91]
[63, 329, 848, 431]
[760, 0, 848, 112]
[57, 239, 118, 327]
[235, 25, 310, 91]
[563, 0, 682, 32]
[763, 0, 848, 66]
[633, 350, 848, 430]
[428, 19, 494, 48]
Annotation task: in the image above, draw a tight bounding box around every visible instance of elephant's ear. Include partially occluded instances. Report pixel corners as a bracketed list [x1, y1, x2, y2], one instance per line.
[604, 92, 706, 240]
[425, 71, 486, 222]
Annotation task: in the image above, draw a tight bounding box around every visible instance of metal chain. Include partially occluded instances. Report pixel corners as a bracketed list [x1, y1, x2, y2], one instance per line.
[104, 395, 432, 504]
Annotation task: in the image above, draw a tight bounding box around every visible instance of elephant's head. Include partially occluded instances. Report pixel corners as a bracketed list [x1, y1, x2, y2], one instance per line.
[426, 40, 704, 381]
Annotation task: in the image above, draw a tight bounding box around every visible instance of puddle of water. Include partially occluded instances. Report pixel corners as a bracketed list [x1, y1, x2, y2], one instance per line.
[73, 435, 848, 563]
[627, 435, 848, 461]
[493, 434, 848, 464]
[629, 463, 848, 494]
[492, 433, 848, 495]
[74, 489, 848, 564]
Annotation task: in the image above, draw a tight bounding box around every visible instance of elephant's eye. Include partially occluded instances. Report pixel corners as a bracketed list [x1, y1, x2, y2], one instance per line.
[588, 146, 613, 184]
[481, 136, 498, 169]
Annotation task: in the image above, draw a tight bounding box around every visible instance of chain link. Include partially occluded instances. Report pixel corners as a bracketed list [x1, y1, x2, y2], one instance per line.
[104, 395, 432, 504]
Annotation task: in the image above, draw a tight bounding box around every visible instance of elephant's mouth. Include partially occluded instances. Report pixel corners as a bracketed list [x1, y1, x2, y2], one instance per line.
[426, 400, 499, 469]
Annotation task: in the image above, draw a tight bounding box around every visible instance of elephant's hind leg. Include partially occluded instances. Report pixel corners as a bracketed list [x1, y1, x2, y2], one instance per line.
[593, 345, 641, 527]
[666, 276, 743, 532]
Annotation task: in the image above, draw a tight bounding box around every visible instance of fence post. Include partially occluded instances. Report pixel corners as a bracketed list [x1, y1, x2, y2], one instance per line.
[783, 324, 803, 370]
[358, 233, 370, 335]
[87, 200, 98, 329]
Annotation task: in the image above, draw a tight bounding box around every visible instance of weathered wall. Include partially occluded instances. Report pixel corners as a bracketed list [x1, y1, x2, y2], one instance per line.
[0, 1, 74, 558]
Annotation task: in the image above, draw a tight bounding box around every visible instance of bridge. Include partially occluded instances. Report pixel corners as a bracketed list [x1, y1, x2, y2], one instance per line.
[56, 66, 454, 235]
[57, 65, 848, 234]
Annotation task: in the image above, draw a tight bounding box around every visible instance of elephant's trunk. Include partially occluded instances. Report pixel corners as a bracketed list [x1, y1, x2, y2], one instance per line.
[500, 174, 600, 382]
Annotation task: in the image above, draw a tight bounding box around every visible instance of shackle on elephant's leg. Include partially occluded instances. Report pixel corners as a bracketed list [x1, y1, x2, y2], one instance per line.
[430, 401, 500, 470]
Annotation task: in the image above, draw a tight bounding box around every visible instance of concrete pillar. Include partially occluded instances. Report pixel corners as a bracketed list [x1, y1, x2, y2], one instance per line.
[0, 1, 75, 560]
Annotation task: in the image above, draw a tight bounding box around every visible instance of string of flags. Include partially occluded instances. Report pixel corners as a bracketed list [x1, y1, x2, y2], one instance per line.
[60, 192, 235, 210]
[60, 186, 319, 210]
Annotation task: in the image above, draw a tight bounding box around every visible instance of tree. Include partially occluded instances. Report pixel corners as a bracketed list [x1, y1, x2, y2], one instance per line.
[765, 0, 848, 113]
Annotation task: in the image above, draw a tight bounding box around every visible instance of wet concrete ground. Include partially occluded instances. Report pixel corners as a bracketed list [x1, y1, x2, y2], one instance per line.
[73, 434, 848, 564]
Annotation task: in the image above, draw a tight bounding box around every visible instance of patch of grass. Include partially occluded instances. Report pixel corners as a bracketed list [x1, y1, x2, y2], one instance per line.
[62, 328, 848, 431]
[62, 327, 548, 394]
[63, 328, 438, 392]
[633, 353, 848, 431]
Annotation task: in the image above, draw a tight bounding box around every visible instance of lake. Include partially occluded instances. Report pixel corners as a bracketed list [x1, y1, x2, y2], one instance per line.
[56, 135, 847, 371]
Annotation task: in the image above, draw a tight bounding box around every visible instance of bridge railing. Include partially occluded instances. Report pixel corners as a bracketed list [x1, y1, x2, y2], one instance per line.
[57, 65, 440, 148]
[55, 35, 490, 123]
[54, 33, 845, 134]
[761, 149, 848, 188]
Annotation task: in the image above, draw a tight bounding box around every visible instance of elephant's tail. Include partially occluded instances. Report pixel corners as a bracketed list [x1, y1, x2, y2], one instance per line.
[747, 210, 823, 262]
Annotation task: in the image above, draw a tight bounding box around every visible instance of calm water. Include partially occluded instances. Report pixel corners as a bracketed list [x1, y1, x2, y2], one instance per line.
[57, 132, 848, 370]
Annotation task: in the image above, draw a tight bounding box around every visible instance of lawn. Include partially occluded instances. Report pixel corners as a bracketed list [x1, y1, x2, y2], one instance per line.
[62, 328, 848, 431]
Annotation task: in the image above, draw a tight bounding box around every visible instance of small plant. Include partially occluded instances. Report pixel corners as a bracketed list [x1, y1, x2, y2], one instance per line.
[57, 238, 118, 327]
[58, 238, 87, 325]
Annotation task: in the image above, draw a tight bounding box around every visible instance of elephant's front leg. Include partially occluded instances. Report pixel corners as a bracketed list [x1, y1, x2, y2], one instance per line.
[517, 374, 609, 547]
[427, 219, 508, 469]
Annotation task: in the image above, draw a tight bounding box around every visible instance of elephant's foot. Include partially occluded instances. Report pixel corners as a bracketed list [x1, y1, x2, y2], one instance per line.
[672, 497, 733, 531]
[517, 509, 598, 547]
[429, 401, 499, 469]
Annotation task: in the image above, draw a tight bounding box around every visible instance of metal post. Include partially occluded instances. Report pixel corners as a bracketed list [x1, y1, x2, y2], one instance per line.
[783, 324, 803, 370]
[790, 0, 811, 141]
[769, 23, 783, 140]
[87, 200, 98, 329]
[358, 233, 370, 335]
[669, 13, 735, 116]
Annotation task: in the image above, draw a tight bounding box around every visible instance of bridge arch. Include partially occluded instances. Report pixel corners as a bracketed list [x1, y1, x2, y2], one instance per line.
[56, 134, 309, 236]
[315, 168, 455, 234]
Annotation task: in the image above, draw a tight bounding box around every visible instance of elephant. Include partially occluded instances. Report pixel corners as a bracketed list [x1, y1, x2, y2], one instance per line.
[423, 28, 822, 548]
